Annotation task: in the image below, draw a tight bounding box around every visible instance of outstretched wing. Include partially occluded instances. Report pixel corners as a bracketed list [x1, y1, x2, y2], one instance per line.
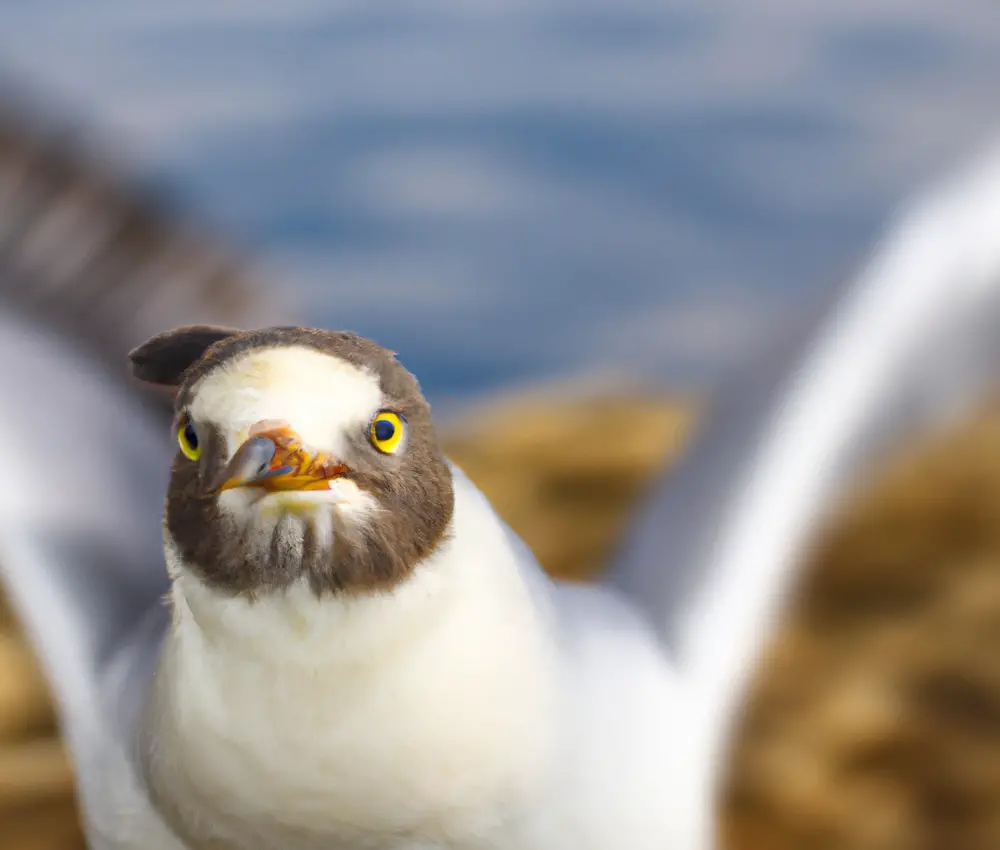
[605, 138, 1000, 844]
[0, 100, 289, 844]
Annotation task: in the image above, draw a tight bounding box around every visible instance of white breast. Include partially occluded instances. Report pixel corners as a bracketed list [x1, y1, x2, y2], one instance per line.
[144, 473, 567, 850]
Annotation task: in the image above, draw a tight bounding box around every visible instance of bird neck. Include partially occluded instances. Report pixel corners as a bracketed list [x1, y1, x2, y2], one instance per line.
[161, 473, 551, 676]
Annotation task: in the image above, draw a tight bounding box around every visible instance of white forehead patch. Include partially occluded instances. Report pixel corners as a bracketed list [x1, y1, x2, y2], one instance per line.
[188, 345, 383, 455]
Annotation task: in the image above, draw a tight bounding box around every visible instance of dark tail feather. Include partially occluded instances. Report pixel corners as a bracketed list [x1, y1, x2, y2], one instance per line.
[0, 98, 281, 410]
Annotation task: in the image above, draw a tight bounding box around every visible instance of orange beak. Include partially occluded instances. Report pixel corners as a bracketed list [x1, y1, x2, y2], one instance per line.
[207, 420, 346, 495]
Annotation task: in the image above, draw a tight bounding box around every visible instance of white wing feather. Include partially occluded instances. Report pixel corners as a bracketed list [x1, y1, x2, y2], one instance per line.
[607, 136, 1000, 845]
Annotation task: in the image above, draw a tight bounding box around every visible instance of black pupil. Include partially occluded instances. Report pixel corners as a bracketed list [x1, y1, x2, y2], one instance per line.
[184, 422, 199, 449]
[374, 419, 395, 442]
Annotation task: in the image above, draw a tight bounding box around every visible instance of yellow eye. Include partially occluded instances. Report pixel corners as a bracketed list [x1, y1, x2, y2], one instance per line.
[177, 419, 201, 461]
[370, 410, 405, 454]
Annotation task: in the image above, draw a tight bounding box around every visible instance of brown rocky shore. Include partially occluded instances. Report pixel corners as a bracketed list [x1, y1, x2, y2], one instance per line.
[2, 391, 999, 850]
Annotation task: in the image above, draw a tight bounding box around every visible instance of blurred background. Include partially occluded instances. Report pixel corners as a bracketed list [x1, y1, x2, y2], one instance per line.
[5, 1, 1000, 402]
[3, 1, 1000, 848]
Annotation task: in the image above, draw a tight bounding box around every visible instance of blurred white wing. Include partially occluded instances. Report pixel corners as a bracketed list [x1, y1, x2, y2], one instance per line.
[606, 135, 1000, 845]
[0, 101, 289, 846]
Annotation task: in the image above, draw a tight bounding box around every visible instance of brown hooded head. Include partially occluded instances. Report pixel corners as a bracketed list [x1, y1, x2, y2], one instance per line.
[128, 325, 455, 597]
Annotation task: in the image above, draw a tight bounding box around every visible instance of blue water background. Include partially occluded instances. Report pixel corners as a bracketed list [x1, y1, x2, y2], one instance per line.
[2, 1, 1000, 406]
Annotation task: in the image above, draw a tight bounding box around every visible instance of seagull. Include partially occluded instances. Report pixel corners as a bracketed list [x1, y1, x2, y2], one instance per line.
[3, 99, 1000, 849]
[114, 323, 690, 850]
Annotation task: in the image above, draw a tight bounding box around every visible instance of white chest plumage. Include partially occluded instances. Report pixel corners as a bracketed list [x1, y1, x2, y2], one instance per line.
[144, 478, 568, 850]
